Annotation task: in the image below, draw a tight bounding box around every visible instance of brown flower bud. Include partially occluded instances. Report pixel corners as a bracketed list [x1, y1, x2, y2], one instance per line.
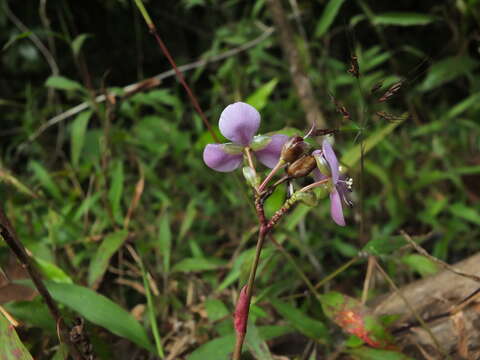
[287, 155, 317, 178]
[280, 136, 307, 163]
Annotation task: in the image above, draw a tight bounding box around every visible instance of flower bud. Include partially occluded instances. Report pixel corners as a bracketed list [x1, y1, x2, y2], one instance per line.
[287, 155, 317, 178]
[280, 136, 307, 163]
[250, 135, 272, 151]
[222, 142, 244, 155]
[293, 191, 318, 206]
[242, 166, 260, 188]
[312, 150, 331, 177]
[234, 285, 249, 336]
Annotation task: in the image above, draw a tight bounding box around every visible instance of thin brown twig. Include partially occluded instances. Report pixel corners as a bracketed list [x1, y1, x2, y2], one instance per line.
[400, 230, 480, 284]
[374, 259, 445, 356]
[25, 27, 274, 145]
[3, 1, 59, 76]
[361, 255, 375, 304]
[0, 207, 87, 360]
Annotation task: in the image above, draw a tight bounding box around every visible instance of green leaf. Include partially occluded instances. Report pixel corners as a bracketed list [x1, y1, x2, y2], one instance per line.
[172, 257, 227, 272]
[71, 110, 92, 167]
[29, 161, 62, 200]
[418, 56, 478, 92]
[158, 213, 172, 274]
[449, 203, 480, 226]
[45, 76, 83, 91]
[320, 292, 394, 348]
[187, 326, 293, 360]
[245, 324, 273, 360]
[71, 33, 92, 57]
[246, 78, 278, 111]
[88, 230, 129, 286]
[4, 299, 55, 333]
[43, 281, 154, 352]
[0, 167, 38, 198]
[2, 31, 32, 51]
[315, 0, 346, 37]
[401, 254, 438, 277]
[0, 313, 34, 359]
[187, 334, 235, 360]
[444, 92, 480, 120]
[205, 299, 229, 322]
[372, 12, 438, 26]
[179, 199, 197, 241]
[108, 160, 124, 224]
[341, 120, 406, 170]
[270, 298, 328, 340]
[35, 257, 73, 284]
[362, 235, 406, 256]
[348, 346, 414, 360]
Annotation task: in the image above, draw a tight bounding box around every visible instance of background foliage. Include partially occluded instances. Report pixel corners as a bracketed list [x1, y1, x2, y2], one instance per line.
[1, 0, 479, 358]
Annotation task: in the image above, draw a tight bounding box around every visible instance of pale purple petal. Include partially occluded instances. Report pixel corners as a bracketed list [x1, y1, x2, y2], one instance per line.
[255, 134, 289, 168]
[219, 102, 260, 146]
[330, 189, 345, 226]
[203, 144, 243, 172]
[322, 139, 339, 184]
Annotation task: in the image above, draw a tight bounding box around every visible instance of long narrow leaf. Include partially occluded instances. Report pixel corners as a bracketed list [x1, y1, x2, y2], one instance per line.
[44, 281, 154, 352]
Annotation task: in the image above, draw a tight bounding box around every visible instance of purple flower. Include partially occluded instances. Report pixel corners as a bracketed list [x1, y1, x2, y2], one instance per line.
[312, 139, 352, 226]
[203, 102, 289, 172]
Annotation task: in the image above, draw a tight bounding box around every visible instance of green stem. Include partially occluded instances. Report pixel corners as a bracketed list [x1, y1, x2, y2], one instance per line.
[314, 257, 358, 289]
[133, 0, 153, 28]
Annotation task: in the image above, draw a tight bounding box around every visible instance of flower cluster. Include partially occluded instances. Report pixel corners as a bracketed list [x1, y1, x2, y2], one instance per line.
[203, 102, 288, 172]
[203, 102, 352, 226]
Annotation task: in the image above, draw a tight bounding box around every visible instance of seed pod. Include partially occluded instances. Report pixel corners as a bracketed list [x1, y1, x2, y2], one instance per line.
[242, 166, 259, 188]
[287, 155, 317, 178]
[280, 136, 307, 163]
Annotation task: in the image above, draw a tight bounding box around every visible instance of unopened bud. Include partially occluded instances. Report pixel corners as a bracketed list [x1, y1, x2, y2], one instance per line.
[234, 285, 249, 336]
[280, 136, 307, 163]
[242, 166, 260, 188]
[293, 191, 318, 206]
[287, 155, 317, 178]
[250, 135, 272, 151]
[222, 142, 244, 155]
[313, 150, 331, 177]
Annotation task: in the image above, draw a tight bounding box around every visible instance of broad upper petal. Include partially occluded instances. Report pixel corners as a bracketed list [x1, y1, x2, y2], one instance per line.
[255, 134, 289, 168]
[322, 139, 339, 184]
[203, 144, 243, 172]
[219, 102, 260, 146]
[330, 189, 346, 226]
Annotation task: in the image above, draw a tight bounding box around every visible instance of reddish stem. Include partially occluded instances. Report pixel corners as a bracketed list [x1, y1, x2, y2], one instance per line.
[146, 24, 219, 143]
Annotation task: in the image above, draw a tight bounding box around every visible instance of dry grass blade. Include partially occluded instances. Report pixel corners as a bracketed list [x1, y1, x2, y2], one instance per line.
[401, 230, 480, 283]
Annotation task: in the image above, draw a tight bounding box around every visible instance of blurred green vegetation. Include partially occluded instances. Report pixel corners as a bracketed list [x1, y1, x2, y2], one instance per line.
[1, 0, 480, 358]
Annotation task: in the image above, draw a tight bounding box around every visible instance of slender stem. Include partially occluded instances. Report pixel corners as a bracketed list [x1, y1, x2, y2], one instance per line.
[0, 208, 86, 360]
[270, 237, 322, 301]
[361, 255, 375, 305]
[244, 147, 256, 171]
[258, 160, 286, 193]
[299, 178, 329, 193]
[374, 260, 445, 356]
[133, 0, 219, 143]
[232, 225, 268, 360]
[314, 257, 358, 290]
